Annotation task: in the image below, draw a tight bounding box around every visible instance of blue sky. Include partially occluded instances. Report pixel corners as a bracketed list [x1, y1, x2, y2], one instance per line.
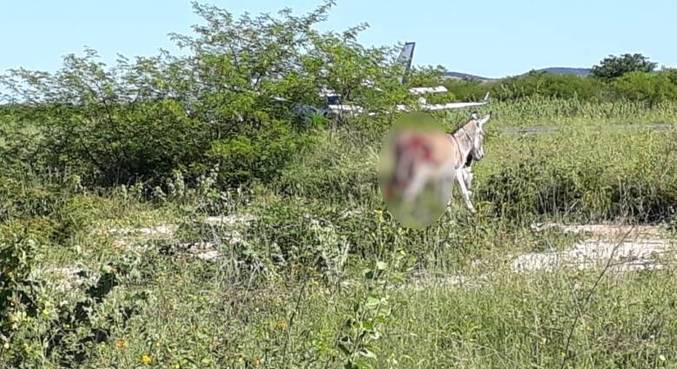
[1, 0, 675, 78]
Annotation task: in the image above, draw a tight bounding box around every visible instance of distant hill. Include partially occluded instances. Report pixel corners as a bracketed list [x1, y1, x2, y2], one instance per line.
[443, 67, 592, 81]
[530, 67, 591, 77]
[442, 71, 495, 82]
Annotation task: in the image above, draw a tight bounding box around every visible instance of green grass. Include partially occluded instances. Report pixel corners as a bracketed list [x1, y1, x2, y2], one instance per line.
[2, 98, 676, 368]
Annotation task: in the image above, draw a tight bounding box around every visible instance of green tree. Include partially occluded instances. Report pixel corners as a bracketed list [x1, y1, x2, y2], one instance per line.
[591, 53, 657, 80]
[0, 1, 407, 188]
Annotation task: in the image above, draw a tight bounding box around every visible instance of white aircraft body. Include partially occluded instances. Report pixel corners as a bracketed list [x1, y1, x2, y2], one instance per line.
[320, 42, 490, 117]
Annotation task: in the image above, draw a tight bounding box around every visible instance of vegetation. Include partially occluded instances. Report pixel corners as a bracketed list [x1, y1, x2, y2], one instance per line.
[0, 1, 409, 188]
[1, 2, 676, 368]
[591, 53, 658, 80]
[443, 69, 677, 104]
[441, 53, 677, 106]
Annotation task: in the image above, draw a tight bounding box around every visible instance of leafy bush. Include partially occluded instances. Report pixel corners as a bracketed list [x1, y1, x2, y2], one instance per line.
[613, 71, 677, 106]
[442, 79, 488, 101]
[489, 72, 606, 101]
[0, 174, 72, 223]
[0, 224, 47, 367]
[207, 121, 318, 186]
[441, 67, 677, 105]
[0, 1, 406, 190]
[0, 223, 149, 368]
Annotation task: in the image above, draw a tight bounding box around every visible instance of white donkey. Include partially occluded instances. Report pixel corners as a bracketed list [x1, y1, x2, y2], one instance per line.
[451, 111, 491, 198]
[385, 112, 491, 213]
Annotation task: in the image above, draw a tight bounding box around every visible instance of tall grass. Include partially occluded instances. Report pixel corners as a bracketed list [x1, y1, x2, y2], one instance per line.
[476, 125, 677, 223]
[440, 97, 677, 128]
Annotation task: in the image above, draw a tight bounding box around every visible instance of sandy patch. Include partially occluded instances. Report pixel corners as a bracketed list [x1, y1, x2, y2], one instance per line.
[203, 214, 256, 227]
[40, 266, 99, 293]
[530, 222, 666, 239]
[518, 223, 675, 272]
[106, 224, 177, 237]
[512, 239, 673, 273]
[183, 242, 222, 261]
[404, 222, 675, 290]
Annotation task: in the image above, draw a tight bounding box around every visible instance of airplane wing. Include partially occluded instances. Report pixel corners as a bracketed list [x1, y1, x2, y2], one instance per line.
[420, 92, 490, 111]
[408, 86, 448, 95]
[396, 92, 490, 112]
[420, 100, 489, 111]
[327, 104, 365, 116]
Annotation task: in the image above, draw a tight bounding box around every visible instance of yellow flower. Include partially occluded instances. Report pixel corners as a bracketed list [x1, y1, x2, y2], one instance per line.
[115, 339, 127, 349]
[140, 354, 153, 365]
[274, 319, 288, 330]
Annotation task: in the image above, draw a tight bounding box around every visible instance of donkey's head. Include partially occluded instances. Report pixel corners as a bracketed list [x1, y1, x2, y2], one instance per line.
[468, 111, 491, 161]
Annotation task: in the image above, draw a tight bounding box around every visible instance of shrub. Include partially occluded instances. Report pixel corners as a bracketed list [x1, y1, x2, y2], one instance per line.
[0, 1, 407, 190]
[207, 121, 318, 186]
[490, 72, 605, 101]
[0, 224, 149, 368]
[0, 174, 71, 222]
[613, 71, 677, 106]
[442, 79, 490, 101]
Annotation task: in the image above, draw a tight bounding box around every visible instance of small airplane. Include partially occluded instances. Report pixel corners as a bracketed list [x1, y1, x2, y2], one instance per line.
[316, 42, 490, 118]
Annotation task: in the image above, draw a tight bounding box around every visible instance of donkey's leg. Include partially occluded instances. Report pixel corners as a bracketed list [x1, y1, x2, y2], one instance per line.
[445, 174, 455, 208]
[463, 166, 474, 194]
[455, 168, 476, 213]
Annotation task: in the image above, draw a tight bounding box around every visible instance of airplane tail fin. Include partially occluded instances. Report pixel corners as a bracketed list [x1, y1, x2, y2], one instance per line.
[396, 42, 415, 84]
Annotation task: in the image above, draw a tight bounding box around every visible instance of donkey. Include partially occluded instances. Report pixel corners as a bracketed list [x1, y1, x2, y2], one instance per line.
[451, 111, 491, 196]
[445, 111, 491, 212]
[384, 112, 491, 213]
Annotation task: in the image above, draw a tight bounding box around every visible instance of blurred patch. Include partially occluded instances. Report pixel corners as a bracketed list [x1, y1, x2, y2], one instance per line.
[378, 112, 453, 229]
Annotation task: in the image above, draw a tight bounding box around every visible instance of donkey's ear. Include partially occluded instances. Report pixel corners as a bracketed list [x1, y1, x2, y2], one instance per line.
[479, 112, 491, 127]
